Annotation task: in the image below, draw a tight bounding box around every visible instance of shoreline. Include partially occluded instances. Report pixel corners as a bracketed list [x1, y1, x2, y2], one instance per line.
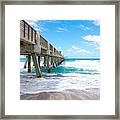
[20, 88, 100, 100]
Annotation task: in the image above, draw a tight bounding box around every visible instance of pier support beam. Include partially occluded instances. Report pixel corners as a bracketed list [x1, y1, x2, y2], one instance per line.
[46, 55, 52, 73]
[38, 55, 40, 67]
[48, 68, 51, 73]
[51, 57, 53, 67]
[24, 56, 28, 68]
[32, 54, 42, 77]
[44, 56, 47, 67]
[55, 57, 58, 66]
[46, 56, 49, 68]
[28, 55, 31, 73]
[52, 57, 55, 68]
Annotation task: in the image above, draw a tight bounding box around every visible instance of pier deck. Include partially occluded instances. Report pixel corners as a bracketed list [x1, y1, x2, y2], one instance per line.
[20, 20, 64, 77]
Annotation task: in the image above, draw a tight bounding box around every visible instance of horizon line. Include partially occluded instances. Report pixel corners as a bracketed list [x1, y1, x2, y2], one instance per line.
[64, 57, 100, 59]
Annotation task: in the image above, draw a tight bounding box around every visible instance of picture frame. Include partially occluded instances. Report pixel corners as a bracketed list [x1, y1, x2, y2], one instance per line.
[0, 0, 119, 119]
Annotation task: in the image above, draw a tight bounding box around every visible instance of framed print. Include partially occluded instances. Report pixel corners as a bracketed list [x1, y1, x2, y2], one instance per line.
[0, 0, 119, 119]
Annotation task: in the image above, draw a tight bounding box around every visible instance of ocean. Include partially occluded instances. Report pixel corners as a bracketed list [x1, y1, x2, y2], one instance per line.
[20, 56, 100, 94]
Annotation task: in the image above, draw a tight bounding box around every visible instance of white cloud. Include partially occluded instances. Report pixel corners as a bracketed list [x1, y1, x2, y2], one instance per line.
[56, 27, 68, 32]
[29, 19, 38, 22]
[58, 47, 62, 51]
[92, 20, 100, 26]
[67, 49, 72, 52]
[27, 21, 37, 26]
[25, 20, 48, 33]
[67, 45, 90, 54]
[56, 30, 61, 32]
[72, 45, 80, 50]
[26, 20, 38, 27]
[58, 28, 64, 31]
[39, 27, 48, 32]
[45, 20, 58, 23]
[75, 49, 90, 54]
[82, 35, 100, 45]
[26, 20, 39, 31]
[80, 24, 90, 30]
[95, 46, 100, 50]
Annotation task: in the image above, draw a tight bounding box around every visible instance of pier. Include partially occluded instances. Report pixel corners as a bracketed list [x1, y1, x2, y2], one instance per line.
[20, 20, 64, 77]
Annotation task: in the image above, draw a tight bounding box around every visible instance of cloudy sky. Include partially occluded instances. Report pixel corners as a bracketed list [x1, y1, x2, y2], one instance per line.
[26, 20, 100, 58]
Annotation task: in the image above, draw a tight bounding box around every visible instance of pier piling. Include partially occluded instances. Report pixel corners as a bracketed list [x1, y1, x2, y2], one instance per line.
[28, 55, 31, 73]
[38, 55, 40, 67]
[32, 54, 42, 77]
[24, 56, 28, 68]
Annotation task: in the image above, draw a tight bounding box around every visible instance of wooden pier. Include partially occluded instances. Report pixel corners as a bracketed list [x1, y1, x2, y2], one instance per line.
[20, 20, 64, 77]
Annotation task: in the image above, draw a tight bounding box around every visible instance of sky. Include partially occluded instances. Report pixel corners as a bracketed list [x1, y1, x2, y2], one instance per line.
[26, 20, 100, 58]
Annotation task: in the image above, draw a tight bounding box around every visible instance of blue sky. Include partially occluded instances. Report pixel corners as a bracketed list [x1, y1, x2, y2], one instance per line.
[26, 20, 100, 58]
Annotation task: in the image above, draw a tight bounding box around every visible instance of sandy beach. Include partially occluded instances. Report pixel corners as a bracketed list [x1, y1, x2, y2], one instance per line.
[20, 88, 100, 100]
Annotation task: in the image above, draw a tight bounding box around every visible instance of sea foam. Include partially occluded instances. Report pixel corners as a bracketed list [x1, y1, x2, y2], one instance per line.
[20, 59, 100, 94]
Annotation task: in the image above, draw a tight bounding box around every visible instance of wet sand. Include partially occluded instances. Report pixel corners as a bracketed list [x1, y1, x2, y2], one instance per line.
[20, 88, 100, 100]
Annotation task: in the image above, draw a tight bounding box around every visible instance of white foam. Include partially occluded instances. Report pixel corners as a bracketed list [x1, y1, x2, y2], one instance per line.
[62, 60, 100, 71]
[20, 73, 100, 94]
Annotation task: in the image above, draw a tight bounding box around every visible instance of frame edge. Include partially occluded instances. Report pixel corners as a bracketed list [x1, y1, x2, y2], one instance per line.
[1, 0, 119, 119]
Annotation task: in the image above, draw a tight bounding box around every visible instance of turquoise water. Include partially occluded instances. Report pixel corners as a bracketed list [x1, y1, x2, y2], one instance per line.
[20, 57, 100, 75]
[50, 58, 99, 75]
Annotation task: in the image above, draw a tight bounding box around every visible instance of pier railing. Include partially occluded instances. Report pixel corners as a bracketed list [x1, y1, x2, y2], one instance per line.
[20, 20, 37, 44]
